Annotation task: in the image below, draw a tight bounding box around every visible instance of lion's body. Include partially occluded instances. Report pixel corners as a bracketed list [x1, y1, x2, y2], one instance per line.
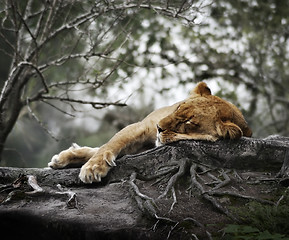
[49, 82, 252, 183]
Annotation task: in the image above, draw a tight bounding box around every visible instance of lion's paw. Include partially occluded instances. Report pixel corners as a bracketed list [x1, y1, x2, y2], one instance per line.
[79, 150, 116, 183]
[48, 153, 69, 169]
[48, 143, 80, 169]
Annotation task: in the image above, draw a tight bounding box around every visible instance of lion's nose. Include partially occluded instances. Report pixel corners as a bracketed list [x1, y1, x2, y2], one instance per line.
[157, 125, 164, 133]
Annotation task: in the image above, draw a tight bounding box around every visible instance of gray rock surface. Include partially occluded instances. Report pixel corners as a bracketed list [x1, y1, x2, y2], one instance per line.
[1, 137, 289, 239]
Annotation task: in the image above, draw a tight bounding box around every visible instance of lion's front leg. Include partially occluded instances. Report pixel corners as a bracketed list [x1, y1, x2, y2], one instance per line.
[78, 121, 157, 183]
[48, 143, 99, 169]
[79, 149, 116, 183]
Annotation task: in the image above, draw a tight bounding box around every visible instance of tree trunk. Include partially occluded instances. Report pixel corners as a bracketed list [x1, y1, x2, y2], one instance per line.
[0, 77, 25, 161]
[1, 136, 289, 239]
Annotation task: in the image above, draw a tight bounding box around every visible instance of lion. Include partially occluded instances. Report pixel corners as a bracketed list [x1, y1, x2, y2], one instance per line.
[48, 82, 252, 183]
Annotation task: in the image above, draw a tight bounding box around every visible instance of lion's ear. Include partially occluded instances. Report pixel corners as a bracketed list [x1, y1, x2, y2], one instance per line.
[190, 82, 211, 96]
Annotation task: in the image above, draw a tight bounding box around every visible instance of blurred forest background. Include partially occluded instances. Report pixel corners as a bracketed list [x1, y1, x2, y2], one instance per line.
[0, 0, 288, 168]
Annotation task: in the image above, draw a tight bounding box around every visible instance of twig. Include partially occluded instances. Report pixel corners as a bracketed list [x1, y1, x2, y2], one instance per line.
[15, 6, 37, 48]
[41, 99, 76, 117]
[0, 184, 15, 193]
[1, 174, 44, 204]
[155, 214, 177, 224]
[1, 191, 19, 204]
[26, 175, 44, 195]
[167, 222, 179, 240]
[277, 149, 289, 178]
[26, 98, 59, 141]
[39, 95, 127, 108]
[275, 187, 289, 207]
[46, 79, 104, 89]
[183, 217, 213, 240]
[191, 234, 200, 240]
[233, 170, 243, 181]
[38, 52, 107, 71]
[56, 184, 78, 209]
[154, 215, 213, 240]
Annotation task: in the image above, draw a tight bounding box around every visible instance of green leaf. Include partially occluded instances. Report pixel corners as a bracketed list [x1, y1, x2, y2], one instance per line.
[223, 224, 241, 234]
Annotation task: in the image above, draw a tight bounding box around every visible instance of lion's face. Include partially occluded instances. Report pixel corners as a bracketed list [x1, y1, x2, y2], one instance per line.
[156, 93, 251, 146]
[156, 97, 220, 146]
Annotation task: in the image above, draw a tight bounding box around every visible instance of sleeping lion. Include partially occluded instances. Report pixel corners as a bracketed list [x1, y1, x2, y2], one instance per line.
[48, 82, 252, 183]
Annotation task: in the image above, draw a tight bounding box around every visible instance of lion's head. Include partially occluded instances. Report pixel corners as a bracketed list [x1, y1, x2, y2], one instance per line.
[156, 82, 252, 146]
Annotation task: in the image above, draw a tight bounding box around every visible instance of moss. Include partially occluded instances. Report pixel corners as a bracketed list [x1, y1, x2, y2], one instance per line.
[220, 224, 289, 240]
[226, 189, 289, 238]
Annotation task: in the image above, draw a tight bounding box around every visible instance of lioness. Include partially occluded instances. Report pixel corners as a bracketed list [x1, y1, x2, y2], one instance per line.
[49, 82, 252, 183]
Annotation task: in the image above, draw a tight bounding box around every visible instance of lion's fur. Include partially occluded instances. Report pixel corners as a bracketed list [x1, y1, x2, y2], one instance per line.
[157, 82, 252, 145]
[48, 82, 252, 183]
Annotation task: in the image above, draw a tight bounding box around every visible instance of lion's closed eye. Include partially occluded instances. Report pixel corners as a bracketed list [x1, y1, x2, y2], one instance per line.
[184, 120, 200, 132]
[186, 120, 197, 125]
[185, 118, 199, 126]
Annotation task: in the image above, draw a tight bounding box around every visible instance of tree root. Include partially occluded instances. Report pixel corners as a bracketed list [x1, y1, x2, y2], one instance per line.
[190, 164, 239, 222]
[128, 155, 280, 238]
[212, 169, 231, 190]
[207, 190, 274, 205]
[128, 168, 214, 239]
[153, 215, 213, 240]
[168, 187, 177, 213]
[128, 172, 158, 217]
[158, 158, 187, 199]
[129, 158, 250, 238]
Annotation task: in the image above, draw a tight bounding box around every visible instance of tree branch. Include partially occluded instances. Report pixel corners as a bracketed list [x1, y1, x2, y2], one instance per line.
[38, 95, 127, 109]
[26, 99, 59, 141]
[38, 51, 109, 72]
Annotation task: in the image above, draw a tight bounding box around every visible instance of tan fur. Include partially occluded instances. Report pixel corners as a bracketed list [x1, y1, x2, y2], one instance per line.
[48, 82, 252, 183]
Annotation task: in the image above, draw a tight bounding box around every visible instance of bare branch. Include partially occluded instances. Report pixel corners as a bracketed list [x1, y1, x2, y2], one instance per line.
[38, 51, 110, 72]
[26, 98, 59, 141]
[47, 79, 103, 89]
[39, 9, 96, 47]
[38, 95, 127, 109]
[0, 61, 48, 107]
[14, 2, 37, 48]
[0, 31, 17, 54]
[39, 0, 57, 43]
[41, 100, 76, 118]
[175, 0, 190, 17]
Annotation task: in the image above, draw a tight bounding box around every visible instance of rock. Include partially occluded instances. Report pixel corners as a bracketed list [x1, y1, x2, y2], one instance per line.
[1, 137, 289, 239]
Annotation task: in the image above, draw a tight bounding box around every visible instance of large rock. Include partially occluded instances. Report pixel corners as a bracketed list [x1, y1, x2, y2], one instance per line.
[1, 137, 289, 239]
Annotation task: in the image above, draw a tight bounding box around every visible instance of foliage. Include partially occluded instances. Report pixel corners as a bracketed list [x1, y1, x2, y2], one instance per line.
[222, 189, 289, 239]
[221, 224, 289, 240]
[234, 202, 289, 236]
[207, 0, 289, 137]
[105, 0, 289, 137]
